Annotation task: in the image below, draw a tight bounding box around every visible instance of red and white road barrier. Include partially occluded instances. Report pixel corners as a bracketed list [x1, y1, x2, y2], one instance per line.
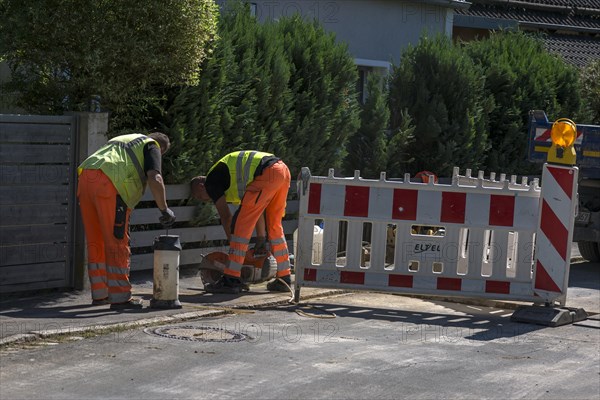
[295, 165, 578, 306]
[533, 164, 578, 304]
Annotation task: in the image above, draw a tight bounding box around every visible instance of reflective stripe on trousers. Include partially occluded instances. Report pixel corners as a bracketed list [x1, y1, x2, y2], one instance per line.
[269, 237, 291, 277]
[78, 170, 132, 303]
[225, 235, 248, 278]
[226, 161, 291, 278]
[87, 262, 108, 299]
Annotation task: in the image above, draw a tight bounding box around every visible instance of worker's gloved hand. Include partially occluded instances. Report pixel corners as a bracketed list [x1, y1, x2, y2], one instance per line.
[159, 208, 176, 228]
[253, 236, 268, 257]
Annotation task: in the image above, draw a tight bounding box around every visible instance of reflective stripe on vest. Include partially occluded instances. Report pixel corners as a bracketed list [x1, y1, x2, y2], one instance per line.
[236, 151, 257, 200]
[209, 150, 273, 204]
[109, 136, 148, 187]
[78, 134, 156, 209]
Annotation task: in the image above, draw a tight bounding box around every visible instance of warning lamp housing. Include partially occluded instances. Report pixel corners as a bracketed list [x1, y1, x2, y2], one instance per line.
[551, 118, 577, 147]
[548, 118, 577, 165]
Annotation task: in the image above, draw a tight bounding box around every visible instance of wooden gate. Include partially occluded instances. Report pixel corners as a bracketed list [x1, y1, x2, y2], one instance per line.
[0, 115, 79, 293]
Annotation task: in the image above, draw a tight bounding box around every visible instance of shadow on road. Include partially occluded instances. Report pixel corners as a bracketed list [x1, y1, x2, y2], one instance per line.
[568, 261, 600, 290]
[262, 301, 545, 342]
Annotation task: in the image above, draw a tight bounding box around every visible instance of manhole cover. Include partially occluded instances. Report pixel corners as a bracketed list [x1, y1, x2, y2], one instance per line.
[144, 325, 249, 342]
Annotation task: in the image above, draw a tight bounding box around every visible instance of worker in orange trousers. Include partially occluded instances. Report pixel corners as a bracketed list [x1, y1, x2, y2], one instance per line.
[78, 132, 176, 309]
[191, 150, 291, 293]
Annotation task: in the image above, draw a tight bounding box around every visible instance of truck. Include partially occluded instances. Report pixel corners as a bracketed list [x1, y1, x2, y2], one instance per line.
[528, 110, 600, 261]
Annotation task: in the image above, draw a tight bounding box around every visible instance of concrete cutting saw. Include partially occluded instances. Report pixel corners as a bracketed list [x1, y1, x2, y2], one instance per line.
[198, 249, 277, 288]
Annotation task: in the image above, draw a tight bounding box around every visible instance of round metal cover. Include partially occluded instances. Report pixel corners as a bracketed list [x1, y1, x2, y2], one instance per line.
[144, 325, 249, 342]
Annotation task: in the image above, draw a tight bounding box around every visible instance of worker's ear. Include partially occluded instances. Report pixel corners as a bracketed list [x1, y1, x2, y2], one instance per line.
[190, 176, 210, 201]
[191, 180, 209, 201]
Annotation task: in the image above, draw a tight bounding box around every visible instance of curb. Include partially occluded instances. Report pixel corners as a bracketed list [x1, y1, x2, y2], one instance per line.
[0, 289, 348, 348]
[231, 288, 348, 309]
[0, 309, 229, 348]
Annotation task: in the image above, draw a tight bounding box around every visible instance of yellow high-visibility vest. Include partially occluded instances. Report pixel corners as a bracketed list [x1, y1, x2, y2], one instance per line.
[209, 150, 273, 204]
[78, 134, 157, 208]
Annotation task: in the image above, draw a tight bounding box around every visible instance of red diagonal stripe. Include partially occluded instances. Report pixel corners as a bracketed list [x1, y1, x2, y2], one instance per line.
[534, 260, 562, 293]
[547, 166, 574, 200]
[537, 128, 552, 141]
[541, 200, 568, 261]
[536, 129, 581, 142]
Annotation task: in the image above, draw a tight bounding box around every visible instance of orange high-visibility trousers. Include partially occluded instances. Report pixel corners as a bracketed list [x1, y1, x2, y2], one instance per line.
[225, 161, 291, 278]
[77, 169, 132, 304]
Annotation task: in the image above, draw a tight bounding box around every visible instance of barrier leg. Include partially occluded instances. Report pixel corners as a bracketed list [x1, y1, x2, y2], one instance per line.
[294, 285, 301, 303]
[511, 304, 588, 327]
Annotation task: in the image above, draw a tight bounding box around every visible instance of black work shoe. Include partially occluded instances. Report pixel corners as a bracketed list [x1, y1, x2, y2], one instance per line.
[204, 275, 246, 294]
[267, 277, 292, 292]
[91, 298, 109, 306]
[110, 298, 144, 310]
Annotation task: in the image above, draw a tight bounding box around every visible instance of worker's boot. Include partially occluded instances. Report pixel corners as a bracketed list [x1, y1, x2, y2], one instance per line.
[267, 275, 292, 292]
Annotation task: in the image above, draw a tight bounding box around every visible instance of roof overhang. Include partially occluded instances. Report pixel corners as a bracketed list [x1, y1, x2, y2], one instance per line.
[519, 21, 600, 35]
[454, 14, 518, 29]
[354, 58, 392, 70]
[419, 0, 472, 10]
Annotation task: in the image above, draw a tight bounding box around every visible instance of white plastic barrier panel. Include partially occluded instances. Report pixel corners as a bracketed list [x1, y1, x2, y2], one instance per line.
[294, 164, 578, 306]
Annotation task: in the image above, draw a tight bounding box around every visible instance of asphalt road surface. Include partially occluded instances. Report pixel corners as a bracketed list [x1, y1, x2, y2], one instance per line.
[1, 262, 599, 400]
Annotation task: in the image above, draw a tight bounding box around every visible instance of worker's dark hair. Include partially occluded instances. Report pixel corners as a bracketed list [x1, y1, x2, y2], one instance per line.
[190, 176, 207, 200]
[147, 132, 170, 153]
[190, 176, 206, 188]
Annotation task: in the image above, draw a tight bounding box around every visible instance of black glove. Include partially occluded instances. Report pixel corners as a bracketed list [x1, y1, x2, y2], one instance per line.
[159, 208, 176, 228]
[253, 236, 268, 257]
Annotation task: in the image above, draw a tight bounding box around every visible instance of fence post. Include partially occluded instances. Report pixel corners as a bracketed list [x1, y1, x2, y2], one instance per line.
[71, 112, 109, 290]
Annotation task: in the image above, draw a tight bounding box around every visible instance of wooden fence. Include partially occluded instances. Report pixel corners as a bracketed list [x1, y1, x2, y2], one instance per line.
[0, 115, 79, 293]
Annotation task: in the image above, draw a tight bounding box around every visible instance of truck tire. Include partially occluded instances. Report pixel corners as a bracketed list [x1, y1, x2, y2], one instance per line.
[577, 241, 600, 262]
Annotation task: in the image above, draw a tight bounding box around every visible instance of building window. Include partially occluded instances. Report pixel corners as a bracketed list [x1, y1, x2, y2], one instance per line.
[356, 67, 369, 104]
[354, 59, 391, 105]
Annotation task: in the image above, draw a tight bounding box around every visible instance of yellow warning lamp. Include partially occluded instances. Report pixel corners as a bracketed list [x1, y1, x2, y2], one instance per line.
[547, 118, 577, 165]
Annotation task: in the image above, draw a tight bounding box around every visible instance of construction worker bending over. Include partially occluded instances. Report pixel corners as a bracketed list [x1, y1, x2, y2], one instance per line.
[78, 132, 176, 310]
[191, 150, 292, 293]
